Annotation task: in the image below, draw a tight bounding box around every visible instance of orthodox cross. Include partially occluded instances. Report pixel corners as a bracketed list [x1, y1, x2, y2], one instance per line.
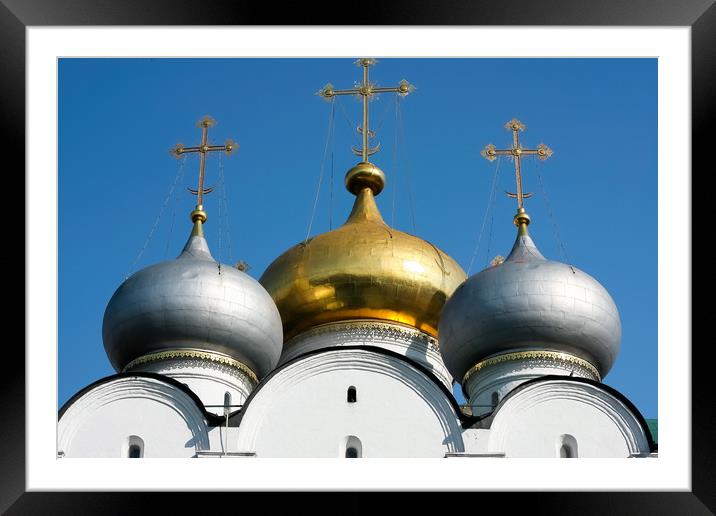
[481, 119, 553, 211]
[318, 58, 415, 162]
[171, 116, 237, 208]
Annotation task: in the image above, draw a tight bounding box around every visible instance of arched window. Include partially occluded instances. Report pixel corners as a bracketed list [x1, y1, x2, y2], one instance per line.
[125, 435, 144, 458]
[342, 435, 362, 458]
[557, 434, 578, 458]
[347, 386, 357, 403]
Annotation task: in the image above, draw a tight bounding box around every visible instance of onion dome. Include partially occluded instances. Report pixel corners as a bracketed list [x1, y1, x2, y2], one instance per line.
[259, 162, 467, 342]
[438, 208, 621, 384]
[103, 210, 283, 380]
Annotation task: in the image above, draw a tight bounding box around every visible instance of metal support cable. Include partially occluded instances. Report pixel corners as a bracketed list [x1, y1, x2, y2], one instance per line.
[329, 150, 334, 230]
[391, 94, 399, 229]
[535, 161, 574, 270]
[164, 155, 187, 259]
[396, 97, 417, 233]
[372, 92, 394, 137]
[217, 156, 224, 264]
[217, 152, 234, 265]
[126, 155, 187, 280]
[467, 156, 502, 275]
[305, 101, 336, 243]
[485, 213, 495, 268]
[335, 97, 359, 148]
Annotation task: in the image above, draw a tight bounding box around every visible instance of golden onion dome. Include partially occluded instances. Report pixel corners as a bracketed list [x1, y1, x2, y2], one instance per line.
[259, 162, 467, 342]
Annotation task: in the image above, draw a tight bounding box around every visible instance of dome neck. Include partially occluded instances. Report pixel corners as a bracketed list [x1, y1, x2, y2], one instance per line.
[345, 187, 386, 225]
[513, 206, 531, 234]
[178, 221, 215, 261]
[505, 223, 545, 263]
[190, 218, 204, 238]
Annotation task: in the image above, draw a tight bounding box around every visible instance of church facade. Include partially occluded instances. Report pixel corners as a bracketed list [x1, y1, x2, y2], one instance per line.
[58, 60, 656, 459]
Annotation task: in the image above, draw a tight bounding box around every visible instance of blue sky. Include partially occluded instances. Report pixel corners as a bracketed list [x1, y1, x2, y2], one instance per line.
[58, 58, 657, 417]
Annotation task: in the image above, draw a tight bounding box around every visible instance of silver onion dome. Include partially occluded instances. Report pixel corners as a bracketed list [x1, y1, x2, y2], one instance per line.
[102, 227, 283, 378]
[438, 229, 621, 383]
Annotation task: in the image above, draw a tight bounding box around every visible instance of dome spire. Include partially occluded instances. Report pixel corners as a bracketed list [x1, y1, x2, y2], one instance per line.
[481, 118, 553, 234]
[318, 58, 415, 196]
[171, 115, 238, 234]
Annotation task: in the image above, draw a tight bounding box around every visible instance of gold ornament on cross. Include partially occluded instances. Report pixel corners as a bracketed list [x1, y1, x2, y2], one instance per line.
[317, 58, 415, 163]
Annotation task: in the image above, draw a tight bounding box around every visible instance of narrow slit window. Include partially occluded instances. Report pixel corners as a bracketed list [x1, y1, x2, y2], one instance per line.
[557, 434, 578, 458]
[125, 435, 144, 458]
[343, 435, 362, 458]
[347, 386, 357, 403]
[224, 391, 232, 415]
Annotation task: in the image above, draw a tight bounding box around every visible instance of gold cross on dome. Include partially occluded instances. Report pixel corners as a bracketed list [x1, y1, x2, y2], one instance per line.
[318, 58, 415, 163]
[171, 116, 238, 208]
[481, 118, 553, 211]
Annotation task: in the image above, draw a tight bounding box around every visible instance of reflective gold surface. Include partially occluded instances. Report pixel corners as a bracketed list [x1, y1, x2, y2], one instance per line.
[260, 185, 467, 342]
[345, 161, 386, 195]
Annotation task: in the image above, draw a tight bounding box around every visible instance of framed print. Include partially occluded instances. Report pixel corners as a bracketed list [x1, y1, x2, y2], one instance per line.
[8, 0, 711, 513]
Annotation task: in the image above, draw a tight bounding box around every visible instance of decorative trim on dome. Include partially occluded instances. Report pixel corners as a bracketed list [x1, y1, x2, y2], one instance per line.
[289, 319, 439, 352]
[462, 350, 600, 385]
[123, 349, 259, 385]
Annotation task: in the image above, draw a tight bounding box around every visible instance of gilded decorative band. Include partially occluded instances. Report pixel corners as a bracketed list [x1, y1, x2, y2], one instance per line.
[123, 349, 259, 385]
[462, 350, 601, 385]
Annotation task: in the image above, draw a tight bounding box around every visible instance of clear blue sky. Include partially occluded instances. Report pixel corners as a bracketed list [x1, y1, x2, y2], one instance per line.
[58, 58, 657, 418]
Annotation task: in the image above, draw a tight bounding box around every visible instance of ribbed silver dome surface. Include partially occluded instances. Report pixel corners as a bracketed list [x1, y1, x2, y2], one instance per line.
[438, 231, 621, 382]
[103, 231, 283, 378]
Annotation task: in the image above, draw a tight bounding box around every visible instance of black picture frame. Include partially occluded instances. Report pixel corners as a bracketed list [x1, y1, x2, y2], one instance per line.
[7, 0, 709, 513]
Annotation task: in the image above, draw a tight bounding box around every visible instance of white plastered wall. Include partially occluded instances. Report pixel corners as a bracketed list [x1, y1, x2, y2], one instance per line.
[58, 376, 210, 458]
[485, 379, 651, 458]
[236, 348, 465, 457]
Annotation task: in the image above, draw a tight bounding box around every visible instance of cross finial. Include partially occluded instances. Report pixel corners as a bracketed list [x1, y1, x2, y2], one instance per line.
[317, 58, 415, 164]
[481, 118, 553, 230]
[171, 116, 238, 230]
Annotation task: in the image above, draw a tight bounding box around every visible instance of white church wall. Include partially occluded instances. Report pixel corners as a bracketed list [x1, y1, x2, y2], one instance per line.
[486, 379, 651, 458]
[236, 349, 465, 457]
[58, 376, 210, 458]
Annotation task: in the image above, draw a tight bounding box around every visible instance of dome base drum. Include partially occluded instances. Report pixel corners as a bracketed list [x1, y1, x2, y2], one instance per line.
[462, 350, 602, 418]
[123, 348, 259, 385]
